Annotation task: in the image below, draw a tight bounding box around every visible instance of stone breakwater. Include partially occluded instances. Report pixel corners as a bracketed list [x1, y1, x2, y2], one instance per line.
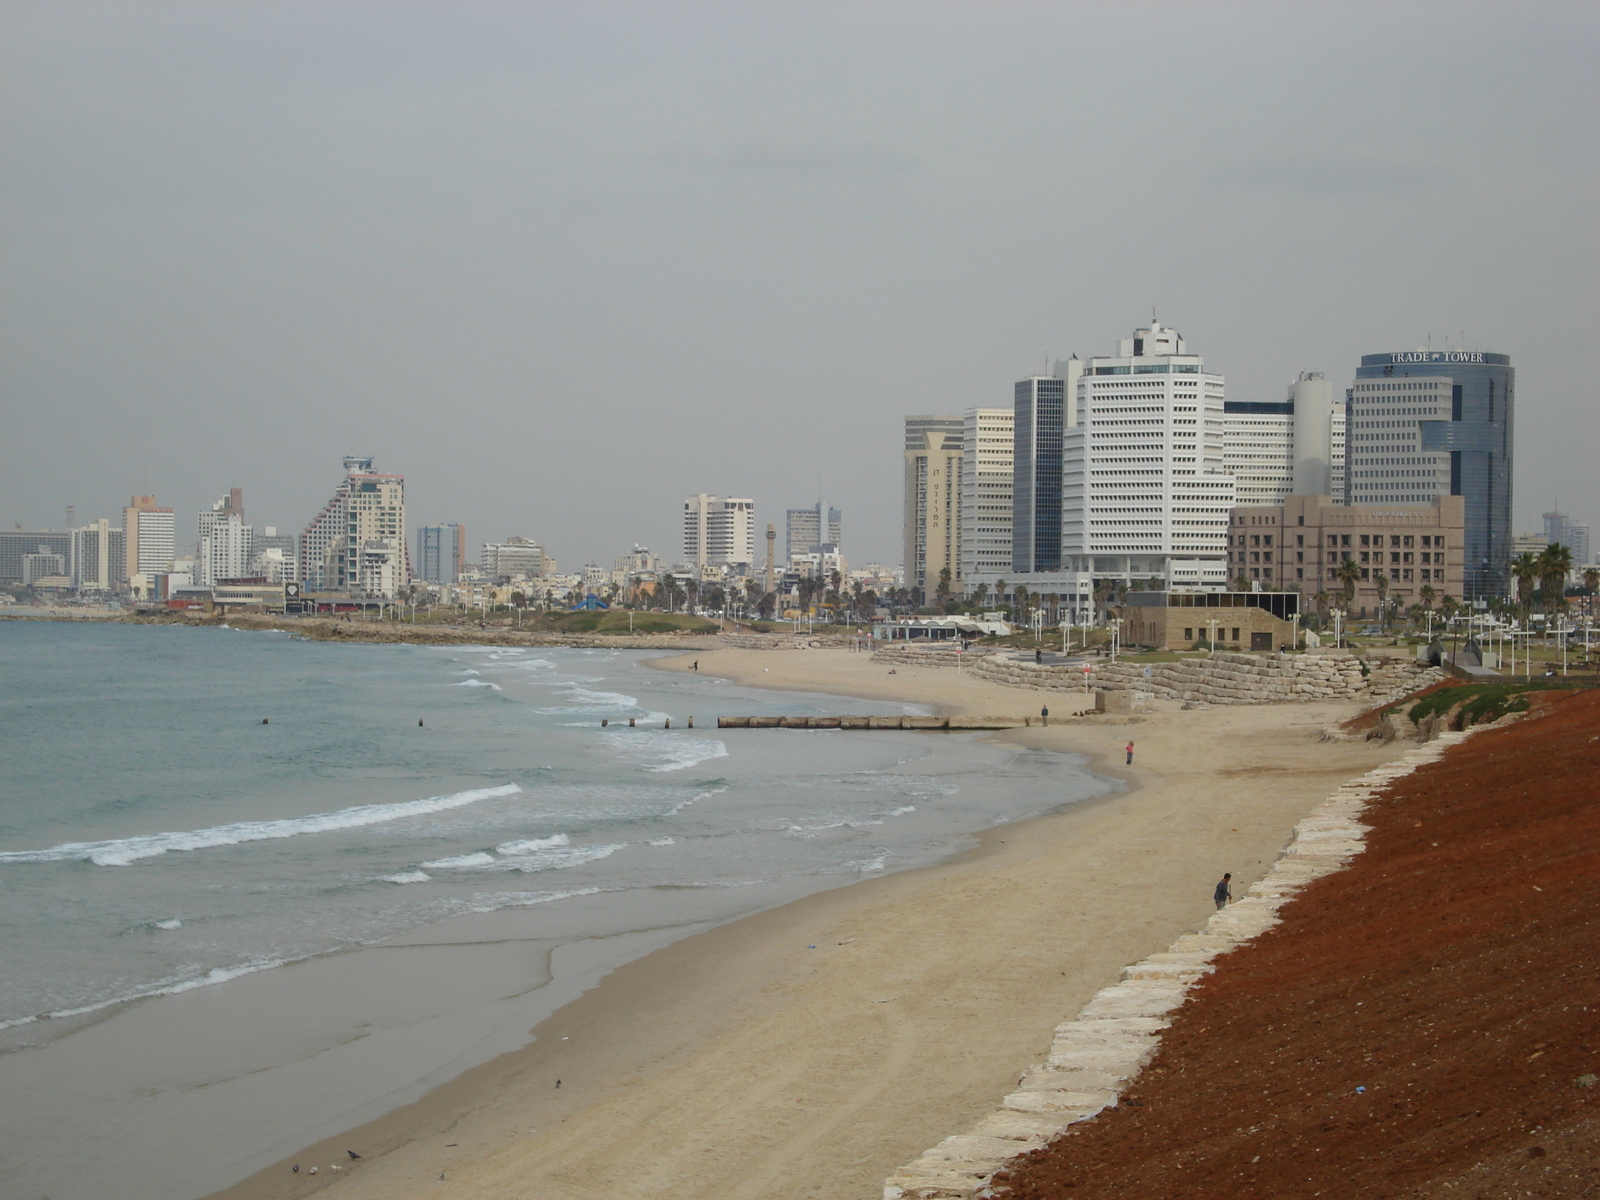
[872, 644, 1445, 707]
[870, 643, 996, 667]
[881, 730, 1477, 1200]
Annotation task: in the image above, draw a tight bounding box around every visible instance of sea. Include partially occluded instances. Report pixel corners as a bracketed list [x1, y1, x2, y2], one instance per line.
[0, 621, 1111, 1199]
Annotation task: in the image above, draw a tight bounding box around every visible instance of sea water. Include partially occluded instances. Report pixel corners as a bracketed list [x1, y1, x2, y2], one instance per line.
[0, 621, 1110, 1197]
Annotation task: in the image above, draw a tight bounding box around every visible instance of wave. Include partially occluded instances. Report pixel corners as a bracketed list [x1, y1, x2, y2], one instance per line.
[451, 679, 501, 689]
[464, 886, 602, 914]
[0, 783, 523, 868]
[422, 842, 625, 874]
[495, 833, 569, 855]
[601, 729, 730, 774]
[648, 837, 676, 846]
[666, 784, 728, 815]
[381, 871, 431, 884]
[420, 851, 497, 869]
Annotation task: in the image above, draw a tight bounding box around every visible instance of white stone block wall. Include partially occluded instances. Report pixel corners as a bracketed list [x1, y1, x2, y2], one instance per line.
[881, 732, 1475, 1200]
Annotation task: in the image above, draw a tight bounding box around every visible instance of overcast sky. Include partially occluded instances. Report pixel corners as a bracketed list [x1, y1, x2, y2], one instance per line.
[3, 1, 1596, 569]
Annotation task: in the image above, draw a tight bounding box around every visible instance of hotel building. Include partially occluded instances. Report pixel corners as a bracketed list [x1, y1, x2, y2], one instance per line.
[683, 494, 755, 570]
[903, 416, 963, 599]
[1012, 365, 1076, 573]
[123, 496, 176, 579]
[959, 407, 1014, 583]
[300, 457, 408, 596]
[417, 523, 467, 584]
[785, 503, 842, 564]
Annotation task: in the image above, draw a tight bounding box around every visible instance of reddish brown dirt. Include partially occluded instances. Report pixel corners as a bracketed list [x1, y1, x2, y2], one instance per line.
[990, 688, 1600, 1199]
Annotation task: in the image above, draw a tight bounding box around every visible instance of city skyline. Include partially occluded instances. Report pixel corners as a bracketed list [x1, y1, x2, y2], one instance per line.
[1, 5, 1594, 568]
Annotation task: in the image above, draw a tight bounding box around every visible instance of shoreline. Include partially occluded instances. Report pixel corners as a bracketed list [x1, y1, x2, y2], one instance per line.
[201, 648, 1417, 1200]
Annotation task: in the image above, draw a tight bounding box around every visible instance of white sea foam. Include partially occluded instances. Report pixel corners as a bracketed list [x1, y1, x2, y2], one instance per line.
[426, 842, 625, 874]
[452, 679, 501, 689]
[0, 783, 523, 867]
[381, 871, 431, 884]
[43, 956, 291, 1022]
[420, 851, 497, 869]
[495, 833, 569, 855]
[666, 784, 728, 815]
[823, 852, 889, 874]
[153, 918, 182, 930]
[883, 805, 917, 817]
[648, 837, 676, 846]
[602, 729, 730, 774]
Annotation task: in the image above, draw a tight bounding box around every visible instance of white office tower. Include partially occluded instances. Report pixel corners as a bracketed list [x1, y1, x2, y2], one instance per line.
[300, 457, 407, 595]
[959, 407, 1014, 583]
[1061, 319, 1233, 589]
[1222, 372, 1346, 506]
[683, 495, 755, 569]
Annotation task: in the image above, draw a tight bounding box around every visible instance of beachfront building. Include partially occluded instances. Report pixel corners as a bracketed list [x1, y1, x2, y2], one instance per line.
[0, 530, 74, 585]
[300, 456, 408, 596]
[903, 415, 963, 601]
[1061, 318, 1233, 591]
[1347, 349, 1513, 600]
[683, 494, 756, 571]
[959, 406, 1014, 584]
[122, 496, 175, 579]
[1230, 493, 1465, 620]
[70, 518, 126, 593]
[1118, 590, 1300, 652]
[197, 492, 254, 587]
[1222, 372, 1347, 507]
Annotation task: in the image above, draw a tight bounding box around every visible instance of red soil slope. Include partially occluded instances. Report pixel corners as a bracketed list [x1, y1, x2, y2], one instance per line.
[991, 688, 1600, 1199]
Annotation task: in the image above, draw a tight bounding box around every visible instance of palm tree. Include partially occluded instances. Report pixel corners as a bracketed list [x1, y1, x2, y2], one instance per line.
[1374, 574, 1391, 629]
[1312, 590, 1330, 622]
[1584, 567, 1599, 595]
[1419, 583, 1436, 611]
[935, 566, 953, 613]
[994, 579, 1008, 618]
[1511, 553, 1540, 613]
[1538, 543, 1573, 610]
[1334, 558, 1361, 608]
[971, 582, 989, 611]
[1232, 573, 1250, 592]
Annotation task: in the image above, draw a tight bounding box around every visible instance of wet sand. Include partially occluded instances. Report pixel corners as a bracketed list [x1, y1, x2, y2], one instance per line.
[202, 647, 1414, 1200]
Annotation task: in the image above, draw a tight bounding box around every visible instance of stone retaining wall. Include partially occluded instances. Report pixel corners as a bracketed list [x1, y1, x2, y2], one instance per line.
[967, 651, 1444, 707]
[871, 643, 994, 668]
[719, 632, 863, 651]
[882, 730, 1476, 1200]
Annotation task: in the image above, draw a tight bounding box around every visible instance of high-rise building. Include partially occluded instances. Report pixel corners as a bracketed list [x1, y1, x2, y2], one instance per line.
[417, 523, 466, 584]
[785, 503, 842, 563]
[1012, 361, 1078, 573]
[123, 496, 175, 579]
[197, 492, 253, 587]
[903, 415, 963, 599]
[1222, 373, 1347, 508]
[300, 456, 407, 596]
[1347, 349, 1514, 599]
[1541, 510, 1590, 569]
[959, 407, 1014, 583]
[1061, 319, 1233, 589]
[70, 519, 126, 593]
[683, 495, 755, 569]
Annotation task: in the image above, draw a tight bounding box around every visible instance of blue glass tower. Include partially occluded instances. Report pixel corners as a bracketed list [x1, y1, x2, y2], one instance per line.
[1012, 376, 1064, 573]
[1348, 351, 1513, 600]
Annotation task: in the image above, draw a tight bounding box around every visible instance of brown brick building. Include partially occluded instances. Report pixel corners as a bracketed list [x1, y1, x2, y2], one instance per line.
[1229, 494, 1465, 619]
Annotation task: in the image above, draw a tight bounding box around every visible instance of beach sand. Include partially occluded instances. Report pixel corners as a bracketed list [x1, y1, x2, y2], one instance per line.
[211, 647, 1411, 1200]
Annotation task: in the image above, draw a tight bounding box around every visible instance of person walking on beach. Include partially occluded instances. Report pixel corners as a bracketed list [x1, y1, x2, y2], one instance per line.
[1035, 648, 1043, 665]
[1214, 873, 1232, 909]
[1125, 740, 1134, 765]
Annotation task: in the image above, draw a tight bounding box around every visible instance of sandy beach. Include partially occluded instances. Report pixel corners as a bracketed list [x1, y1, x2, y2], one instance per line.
[201, 645, 1416, 1200]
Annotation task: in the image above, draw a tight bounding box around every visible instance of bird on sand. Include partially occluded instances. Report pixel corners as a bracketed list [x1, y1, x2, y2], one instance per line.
[291, 1164, 299, 1173]
[347, 1150, 362, 1159]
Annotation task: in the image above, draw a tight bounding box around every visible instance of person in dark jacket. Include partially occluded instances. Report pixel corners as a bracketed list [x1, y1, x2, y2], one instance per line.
[1214, 873, 1232, 909]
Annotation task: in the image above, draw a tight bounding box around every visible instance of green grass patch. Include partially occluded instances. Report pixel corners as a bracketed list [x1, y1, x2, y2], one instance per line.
[1405, 681, 1572, 729]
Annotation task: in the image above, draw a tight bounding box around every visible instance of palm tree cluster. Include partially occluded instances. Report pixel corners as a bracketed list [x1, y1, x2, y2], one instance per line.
[1512, 543, 1575, 614]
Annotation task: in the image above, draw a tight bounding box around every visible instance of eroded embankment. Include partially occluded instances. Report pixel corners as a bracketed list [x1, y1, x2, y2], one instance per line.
[988, 688, 1600, 1199]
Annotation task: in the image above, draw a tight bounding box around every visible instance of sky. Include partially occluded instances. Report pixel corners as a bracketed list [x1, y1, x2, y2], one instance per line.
[3, 1, 1597, 569]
